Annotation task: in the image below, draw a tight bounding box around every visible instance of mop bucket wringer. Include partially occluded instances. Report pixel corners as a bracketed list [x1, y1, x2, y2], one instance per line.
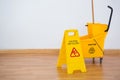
[80, 6, 113, 63]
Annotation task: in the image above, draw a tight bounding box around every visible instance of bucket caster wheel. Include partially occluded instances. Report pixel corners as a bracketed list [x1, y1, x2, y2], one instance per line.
[92, 58, 95, 64]
[100, 58, 103, 64]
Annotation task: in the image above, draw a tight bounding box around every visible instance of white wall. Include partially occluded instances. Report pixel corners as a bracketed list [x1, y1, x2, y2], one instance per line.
[0, 0, 120, 49]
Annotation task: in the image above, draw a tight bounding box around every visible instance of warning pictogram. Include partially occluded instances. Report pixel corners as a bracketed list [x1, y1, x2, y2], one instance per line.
[89, 47, 95, 54]
[70, 48, 80, 57]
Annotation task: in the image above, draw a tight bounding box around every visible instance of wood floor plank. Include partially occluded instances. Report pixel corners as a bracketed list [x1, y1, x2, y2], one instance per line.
[0, 53, 120, 80]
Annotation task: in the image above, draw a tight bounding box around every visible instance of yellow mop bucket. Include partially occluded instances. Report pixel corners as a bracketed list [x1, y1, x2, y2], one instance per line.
[80, 23, 107, 58]
[80, 6, 113, 63]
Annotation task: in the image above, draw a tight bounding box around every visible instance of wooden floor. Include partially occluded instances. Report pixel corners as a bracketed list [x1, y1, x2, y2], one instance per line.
[0, 53, 120, 80]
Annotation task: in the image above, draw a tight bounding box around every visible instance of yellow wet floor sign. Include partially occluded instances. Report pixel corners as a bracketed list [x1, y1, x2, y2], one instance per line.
[57, 29, 86, 74]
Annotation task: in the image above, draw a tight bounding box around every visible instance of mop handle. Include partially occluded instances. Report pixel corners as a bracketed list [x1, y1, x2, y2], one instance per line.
[91, 0, 95, 23]
[105, 6, 113, 32]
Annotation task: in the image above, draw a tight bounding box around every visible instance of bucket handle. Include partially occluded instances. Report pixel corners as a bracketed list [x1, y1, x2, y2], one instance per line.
[105, 6, 113, 32]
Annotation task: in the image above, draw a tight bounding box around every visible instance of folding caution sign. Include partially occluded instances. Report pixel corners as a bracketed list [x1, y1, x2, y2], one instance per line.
[57, 29, 86, 74]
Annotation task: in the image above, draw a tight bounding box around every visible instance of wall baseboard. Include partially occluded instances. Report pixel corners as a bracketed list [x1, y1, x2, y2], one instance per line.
[0, 49, 120, 55]
[0, 49, 59, 55]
